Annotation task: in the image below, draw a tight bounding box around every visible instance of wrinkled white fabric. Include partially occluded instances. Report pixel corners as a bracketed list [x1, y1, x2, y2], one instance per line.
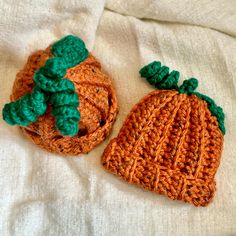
[0, 0, 236, 235]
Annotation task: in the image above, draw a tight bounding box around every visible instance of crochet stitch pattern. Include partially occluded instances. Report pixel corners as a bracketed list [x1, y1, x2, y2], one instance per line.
[3, 35, 87, 136]
[3, 36, 118, 155]
[102, 61, 224, 206]
[139, 61, 225, 134]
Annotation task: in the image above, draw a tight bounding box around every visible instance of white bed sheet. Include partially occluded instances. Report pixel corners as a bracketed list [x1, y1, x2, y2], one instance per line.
[0, 0, 236, 235]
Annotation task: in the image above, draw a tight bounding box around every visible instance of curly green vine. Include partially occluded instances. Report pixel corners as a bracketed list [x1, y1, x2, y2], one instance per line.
[2, 35, 88, 136]
[139, 61, 225, 134]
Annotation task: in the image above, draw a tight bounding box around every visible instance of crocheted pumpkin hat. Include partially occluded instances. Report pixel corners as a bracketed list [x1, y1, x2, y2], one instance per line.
[102, 61, 225, 206]
[2, 35, 118, 155]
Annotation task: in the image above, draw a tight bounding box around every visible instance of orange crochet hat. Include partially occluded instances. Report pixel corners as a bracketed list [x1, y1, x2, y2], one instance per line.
[2, 35, 118, 155]
[102, 61, 225, 206]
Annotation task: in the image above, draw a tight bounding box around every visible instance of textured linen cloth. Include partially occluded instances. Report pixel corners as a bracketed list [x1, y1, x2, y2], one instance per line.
[0, 0, 236, 235]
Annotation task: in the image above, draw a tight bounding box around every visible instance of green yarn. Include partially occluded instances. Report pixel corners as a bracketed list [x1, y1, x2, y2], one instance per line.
[193, 92, 225, 134]
[41, 58, 67, 79]
[178, 78, 198, 94]
[2, 35, 89, 136]
[2, 87, 47, 126]
[157, 70, 180, 90]
[48, 35, 87, 136]
[50, 91, 79, 107]
[51, 35, 89, 68]
[139, 61, 161, 83]
[34, 69, 75, 93]
[140, 61, 225, 134]
[50, 91, 80, 136]
[52, 106, 80, 136]
[139, 61, 179, 89]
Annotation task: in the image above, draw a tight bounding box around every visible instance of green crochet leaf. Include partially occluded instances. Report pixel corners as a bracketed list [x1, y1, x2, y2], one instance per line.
[178, 78, 198, 94]
[51, 35, 89, 68]
[193, 92, 225, 135]
[139, 61, 179, 89]
[2, 35, 89, 136]
[50, 91, 80, 136]
[2, 87, 47, 126]
[41, 57, 67, 79]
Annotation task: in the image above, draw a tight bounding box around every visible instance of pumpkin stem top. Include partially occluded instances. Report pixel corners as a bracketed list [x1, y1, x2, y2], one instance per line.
[139, 61, 225, 135]
[139, 61, 179, 89]
[2, 35, 88, 136]
[178, 78, 198, 94]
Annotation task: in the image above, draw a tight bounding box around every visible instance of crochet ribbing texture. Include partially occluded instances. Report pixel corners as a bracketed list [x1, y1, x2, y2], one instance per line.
[139, 61, 225, 134]
[102, 60, 225, 206]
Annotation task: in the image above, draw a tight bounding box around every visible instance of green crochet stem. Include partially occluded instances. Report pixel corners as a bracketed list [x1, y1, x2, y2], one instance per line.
[139, 61, 225, 135]
[3, 87, 48, 126]
[2, 35, 89, 136]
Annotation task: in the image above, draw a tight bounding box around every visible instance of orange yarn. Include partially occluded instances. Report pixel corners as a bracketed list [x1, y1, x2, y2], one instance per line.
[11, 47, 118, 155]
[102, 90, 224, 206]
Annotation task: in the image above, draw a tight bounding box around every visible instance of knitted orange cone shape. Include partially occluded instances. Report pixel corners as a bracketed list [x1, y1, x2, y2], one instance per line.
[102, 61, 225, 206]
[2, 35, 118, 155]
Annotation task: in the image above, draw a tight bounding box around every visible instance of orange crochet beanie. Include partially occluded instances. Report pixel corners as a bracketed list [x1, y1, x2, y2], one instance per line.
[102, 61, 225, 206]
[3, 35, 118, 155]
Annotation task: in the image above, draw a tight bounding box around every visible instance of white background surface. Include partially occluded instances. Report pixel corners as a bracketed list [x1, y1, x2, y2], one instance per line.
[0, 0, 236, 235]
